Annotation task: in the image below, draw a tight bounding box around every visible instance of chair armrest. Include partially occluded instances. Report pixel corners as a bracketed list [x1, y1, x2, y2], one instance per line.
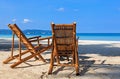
[38, 36, 52, 40]
[76, 37, 79, 51]
[76, 37, 79, 41]
[29, 36, 52, 47]
[28, 36, 41, 40]
[28, 36, 41, 42]
[39, 36, 52, 46]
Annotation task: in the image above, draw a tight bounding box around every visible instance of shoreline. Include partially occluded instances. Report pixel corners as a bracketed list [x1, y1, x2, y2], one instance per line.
[1, 37, 120, 42]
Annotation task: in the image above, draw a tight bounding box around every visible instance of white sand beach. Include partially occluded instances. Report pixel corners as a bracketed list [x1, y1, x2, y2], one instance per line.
[0, 38, 120, 79]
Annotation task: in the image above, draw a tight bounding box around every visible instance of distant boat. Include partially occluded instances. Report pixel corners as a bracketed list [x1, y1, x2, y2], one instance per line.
[41, 32, 45, 34]
[26, 32, 30, 35]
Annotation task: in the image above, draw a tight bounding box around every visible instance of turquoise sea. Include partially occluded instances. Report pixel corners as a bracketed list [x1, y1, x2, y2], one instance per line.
[0, 29, 120, 41]
[77, 33, 120, 41]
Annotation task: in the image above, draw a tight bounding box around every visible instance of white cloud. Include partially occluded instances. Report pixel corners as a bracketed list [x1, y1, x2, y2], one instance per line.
[56, 7, 65, 12]
[12, 19, 16, 22]
[23, 19, 31, 23]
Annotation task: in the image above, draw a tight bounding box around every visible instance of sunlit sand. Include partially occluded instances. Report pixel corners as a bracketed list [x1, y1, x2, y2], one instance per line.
[0, 38, 120, 79]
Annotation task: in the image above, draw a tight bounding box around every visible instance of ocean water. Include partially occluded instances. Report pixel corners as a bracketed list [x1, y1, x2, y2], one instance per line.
[76, 33, 120, 41]
[0, 29, 120, 41]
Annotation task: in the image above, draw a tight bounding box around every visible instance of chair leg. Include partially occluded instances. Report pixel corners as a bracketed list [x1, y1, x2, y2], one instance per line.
[75, 51, 79, 76]
[38, 54, 46, 62]
[56, 55, 60, 64]
[75, 65, 79, 76]
[72, 55, 75, 64]
[48, 52, 55, 74]
[10, 52, 45, 68]
[3, 57, 14, 64]
[30, 52, 39, 60]
[67, 56, 69, 61]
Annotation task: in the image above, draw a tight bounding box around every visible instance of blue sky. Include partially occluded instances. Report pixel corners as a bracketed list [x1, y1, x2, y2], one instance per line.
[0, 0, 120, 33]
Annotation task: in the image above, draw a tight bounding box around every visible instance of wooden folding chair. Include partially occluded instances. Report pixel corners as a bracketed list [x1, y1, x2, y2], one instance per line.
[3, 24, 52, 68]
[48, 22, 79, 75]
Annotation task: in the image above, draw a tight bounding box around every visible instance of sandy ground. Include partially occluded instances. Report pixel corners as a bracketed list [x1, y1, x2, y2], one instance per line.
[0, 38, 120, 79]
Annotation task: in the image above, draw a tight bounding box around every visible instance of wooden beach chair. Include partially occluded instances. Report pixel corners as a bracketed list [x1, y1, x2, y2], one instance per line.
[3, 24, 52, 68]
[48, 22, 79, 75]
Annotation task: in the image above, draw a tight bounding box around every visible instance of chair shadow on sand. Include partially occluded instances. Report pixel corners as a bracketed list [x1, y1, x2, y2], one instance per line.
[51, 55, 95, 76]
[77, 43, 120, 76]
[0, 39, 25, 51]
[3, 51, 52, 69]
[48, 43, 120, 76]
[79, 56, 95, 76]
[78, 43, 120, 56]
[1, 39, 120, 76]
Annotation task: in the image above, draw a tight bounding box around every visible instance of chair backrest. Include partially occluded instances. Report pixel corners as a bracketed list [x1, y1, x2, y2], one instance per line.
[51, 22, 76, 56]
[8, 24, 34, 51]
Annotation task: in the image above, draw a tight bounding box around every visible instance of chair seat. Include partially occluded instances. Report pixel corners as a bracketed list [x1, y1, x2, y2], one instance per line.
[58, 50, 73, 56]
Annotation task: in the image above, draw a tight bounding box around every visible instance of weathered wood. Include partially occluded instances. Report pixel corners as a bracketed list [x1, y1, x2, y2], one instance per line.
[3, 24, 52, 68]
[48, 22, 79, 75]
